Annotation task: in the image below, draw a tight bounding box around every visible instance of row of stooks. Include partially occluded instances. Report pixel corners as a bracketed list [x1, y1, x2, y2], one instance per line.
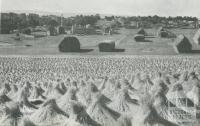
[0, 56, 200, 83]
[0, 68, 200, 126]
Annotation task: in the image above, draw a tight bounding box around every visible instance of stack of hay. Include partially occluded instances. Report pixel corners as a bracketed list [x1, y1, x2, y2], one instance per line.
[173, 34, 192, 53]
[98, 40, 115, 52]
[59, 37, 81, 52]
[157, 27, 176, 38]
[193, 29, 200, 45]
[134, 28, 147, 42]
[134, 34, 145, 42]
[137, 28, 147, 36]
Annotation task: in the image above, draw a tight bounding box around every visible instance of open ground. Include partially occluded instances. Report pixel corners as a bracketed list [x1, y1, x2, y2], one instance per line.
[0, 28, 199, 55]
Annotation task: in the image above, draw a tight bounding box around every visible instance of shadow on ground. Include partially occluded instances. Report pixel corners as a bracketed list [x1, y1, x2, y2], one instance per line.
[137, 40, 153, 42]
[60, 49, 94, 53]
[99, 48, 125, 52]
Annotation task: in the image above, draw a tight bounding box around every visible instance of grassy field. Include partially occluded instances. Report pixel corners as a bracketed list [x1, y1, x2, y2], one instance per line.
[0, 28, 199, 55]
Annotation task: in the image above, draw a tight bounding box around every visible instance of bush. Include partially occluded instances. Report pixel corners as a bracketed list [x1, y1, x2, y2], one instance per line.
[58, 37, 81, 52]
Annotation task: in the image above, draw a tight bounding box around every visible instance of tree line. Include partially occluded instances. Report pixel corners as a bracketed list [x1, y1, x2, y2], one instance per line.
[0, 12, 198, 34]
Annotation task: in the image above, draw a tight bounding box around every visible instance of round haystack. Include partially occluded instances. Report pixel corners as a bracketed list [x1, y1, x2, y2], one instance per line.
[137, 28, 146, 36]
[108, 88, 139, 115]
[193, 29, 200, 45]
[30, 99, 68, 125]
[59, 37, 81, 52]
[98, 40, 115, 52]
[134, 34, 145, 42]
[64, 101, 100, 126]
[87, 93, 120, 126]
[173, 34, 192, 53]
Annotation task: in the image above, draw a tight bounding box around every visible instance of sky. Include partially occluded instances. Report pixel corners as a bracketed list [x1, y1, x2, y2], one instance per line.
[1, 0, 200, 18]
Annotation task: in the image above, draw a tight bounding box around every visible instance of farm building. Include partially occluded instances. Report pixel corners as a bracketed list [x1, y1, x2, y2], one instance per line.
[193, 29, 200, 45]
[58, 36, 81, 52]
[98, 40, 115, 52]
[173, 35, 192, 53]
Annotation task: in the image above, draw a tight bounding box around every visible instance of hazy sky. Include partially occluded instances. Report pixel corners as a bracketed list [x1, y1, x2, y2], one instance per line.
[1, 0, 200, 18]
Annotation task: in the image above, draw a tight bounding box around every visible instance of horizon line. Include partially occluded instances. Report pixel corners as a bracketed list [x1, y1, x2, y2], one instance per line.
[1, 9, 200, 19]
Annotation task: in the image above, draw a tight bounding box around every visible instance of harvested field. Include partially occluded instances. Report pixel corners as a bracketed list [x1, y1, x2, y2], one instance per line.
[0, 55, 200, 126]
[0, 28, 200, 55]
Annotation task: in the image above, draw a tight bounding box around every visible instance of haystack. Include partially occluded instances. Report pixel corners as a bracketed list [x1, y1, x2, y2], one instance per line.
[98, 40, 115, 52]
[134, 34, 145, 42]
[137, 28, 146, 36]
[108, 88, 139, 115]
[59, 37, 81, 52]
[173, 34, 192, 53]
[30, 99, 68, 125]
[64, 101, 100, 126]
[158, 28, 176, 38]
[193, 29, 200, 45]
[87, 93, 120, 126]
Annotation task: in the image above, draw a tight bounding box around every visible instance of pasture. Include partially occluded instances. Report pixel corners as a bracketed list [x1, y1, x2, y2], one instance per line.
[0, 28, 199, 55]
